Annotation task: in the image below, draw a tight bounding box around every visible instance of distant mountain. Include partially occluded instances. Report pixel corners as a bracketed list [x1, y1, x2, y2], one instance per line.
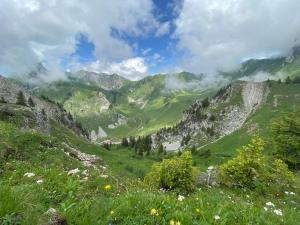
[68, 70, 130, 90]
[222, 45, 300, 80]
[32, 72, 216, 141]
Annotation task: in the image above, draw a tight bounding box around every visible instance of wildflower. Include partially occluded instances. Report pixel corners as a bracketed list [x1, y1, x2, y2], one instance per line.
[104, 184, 112, 190]
[82, 170, 89, 176]
[178, 195, 185, 201]
[36, 179, 43, 184]
[46, 208, 57, 214]
[264, 207, 268, 211]
[170, 220, 181, 225]
[160, 187, 167, 192]
[24, 172, 35, 178]
[110, 210, 114, 215]
[273, 209, 283, 216]
[67, 168, 80, 176]
[265, 202, 275, 207]
[195, 208, 200, 213]
[290, 192, 295, 195]
[100, 174, 108, 178]
[150, 208, 159, 216]
[284, 191, 289, 195]
[214, 215, 220, 220]
[246, 195, 250, 198]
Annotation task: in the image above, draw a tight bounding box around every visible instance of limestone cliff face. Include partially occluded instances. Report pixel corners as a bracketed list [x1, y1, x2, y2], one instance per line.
[153, 81, 270, 151]
[0, 75, 87, 137]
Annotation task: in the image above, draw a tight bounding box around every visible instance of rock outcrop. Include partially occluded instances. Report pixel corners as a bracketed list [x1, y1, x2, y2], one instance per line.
[153, 81, 270, 150]
[0, 75, 87, 137]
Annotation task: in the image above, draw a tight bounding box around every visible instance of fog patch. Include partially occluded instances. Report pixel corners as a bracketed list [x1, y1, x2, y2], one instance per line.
[239, 71, 286, 82]
[164, 73, 228, 92]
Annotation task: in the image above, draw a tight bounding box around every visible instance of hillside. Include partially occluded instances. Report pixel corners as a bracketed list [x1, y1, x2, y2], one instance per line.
[34, 72, 216, 141]
[1, 82, 299, 225]
[222, 46, 300, 81]
[154, 80, 300, 152]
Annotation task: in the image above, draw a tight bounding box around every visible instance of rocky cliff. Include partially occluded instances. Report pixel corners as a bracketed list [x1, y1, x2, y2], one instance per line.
[154, 81, 270, 150]
[0, 75, 87, 137]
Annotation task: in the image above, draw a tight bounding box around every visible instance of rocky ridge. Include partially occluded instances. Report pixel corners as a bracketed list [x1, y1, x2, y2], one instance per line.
[153, 81, 270, 150]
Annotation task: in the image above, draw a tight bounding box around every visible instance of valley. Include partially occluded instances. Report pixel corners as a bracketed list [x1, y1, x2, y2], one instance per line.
[1, 38, 300, 225]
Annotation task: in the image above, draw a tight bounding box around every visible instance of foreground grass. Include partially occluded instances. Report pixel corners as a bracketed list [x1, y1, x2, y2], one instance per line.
[1, 120, 299, 225]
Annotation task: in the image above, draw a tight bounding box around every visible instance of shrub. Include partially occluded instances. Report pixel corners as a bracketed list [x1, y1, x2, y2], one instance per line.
[219, 137, 266, 188]
[144, 151, 197, 193]
[219, 137, 295, 189]
[271, 108, 300, 169]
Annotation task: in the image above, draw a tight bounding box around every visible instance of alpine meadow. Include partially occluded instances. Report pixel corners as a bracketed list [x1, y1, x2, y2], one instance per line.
[0, 1, 300, 225]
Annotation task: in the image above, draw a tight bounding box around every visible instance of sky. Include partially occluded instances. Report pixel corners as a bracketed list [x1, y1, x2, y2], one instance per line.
[0, 0, 300, 81]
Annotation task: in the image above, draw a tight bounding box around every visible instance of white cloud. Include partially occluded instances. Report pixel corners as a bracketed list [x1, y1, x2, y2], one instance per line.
[155, 21, 171, 37]
[77, 57, 149, 81]
[0, 0, 156, 79]
[175, 0, 300, 73]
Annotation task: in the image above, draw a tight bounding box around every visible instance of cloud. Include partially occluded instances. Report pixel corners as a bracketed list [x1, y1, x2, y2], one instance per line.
[175, 0, 300, 73]
[164, 73, 227, 91]
[155, 22, 171, 37]
[239, 71, 286, 82]
[75, 57, 149, 81]
[0, 0, 156, 79]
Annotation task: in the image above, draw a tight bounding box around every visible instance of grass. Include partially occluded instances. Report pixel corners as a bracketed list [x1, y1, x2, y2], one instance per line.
[0, 117, 300, 224]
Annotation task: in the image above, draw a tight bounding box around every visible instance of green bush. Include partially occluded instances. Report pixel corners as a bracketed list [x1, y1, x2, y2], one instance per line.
[271, 108, 300, 169]
[144, 151, 197, 193]
[219, 137, 295, 189]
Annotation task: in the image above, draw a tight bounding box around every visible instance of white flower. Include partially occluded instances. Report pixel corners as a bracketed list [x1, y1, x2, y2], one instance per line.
[178, 195, 185, 201]
[214, 215, 220, 220]
[100, 174, 108, 178]
[36, 179, 43, 184]
[273, 209, 283, 216]
[246, 195, 250, 198]
[284, 191, 289, 195]
[82, 170, 89, 176]
[266, 202, 275, 207]
[264, 207, 268, 211]
[67, 168, 80, 176]
[208, 166, 214, 170]
[46, 208, 56, 214]
[290, 192, 295, 195]
[24, 172, 35, 178]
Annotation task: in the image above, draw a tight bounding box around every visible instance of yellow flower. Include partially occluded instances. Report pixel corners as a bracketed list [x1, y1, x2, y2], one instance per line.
[195, 208, 200, 213]
[104, 184, 111, 190]
[170, 220, 181, 225]
[150, 208, 159, 216]
[110, 210, 114, 215]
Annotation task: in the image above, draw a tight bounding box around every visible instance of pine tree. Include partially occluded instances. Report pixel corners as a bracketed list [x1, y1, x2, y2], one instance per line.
[285, 76, 292, 84]
[0, 97, 7, 103]
[16, 91, 27, 106]
[158, 143, 164, 155]
[122, 137, 129, 147]
[129, 136, 136, 148]
[202, 97, 210, 107]
[28, 97, 35, 107]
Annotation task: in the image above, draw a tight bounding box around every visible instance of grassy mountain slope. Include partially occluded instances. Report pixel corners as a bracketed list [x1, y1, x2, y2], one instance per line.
[1, 107, 299, 224]
[190, 81, 300, 168]
[35, 72, 215, 140]
[222, 46, 300, 80]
